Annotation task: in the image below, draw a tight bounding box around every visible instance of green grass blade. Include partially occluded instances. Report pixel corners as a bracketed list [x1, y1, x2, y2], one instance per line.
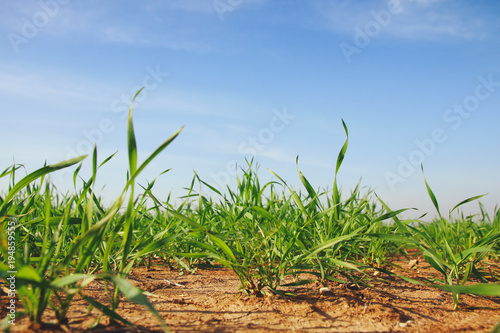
[450, 194, 488, 215]
[60, 196, 124, 268]
[129, 126, 183, 187]
[2, 265, 43, 285]
[372, 209, 413, 223]
[433, 283, 500, 296]
[268, 169, 306, 215]
[208, 234, 237, 263]
[0, 155, 87, 215]
[421, 164, 441, 217]
[455, 246, 493, 262]
[335, 119, 349, 175]
[422, 249, 448, 277]
[332, 119, 349, 220]
[127, 89, 143, 177]
[98, 151, 118, 169]
[50, 274, 95, 289]
[168, 209, 206, 231]
[92, 144, 97, 186]
[372, 267, 427, 286]
[110, 275, 170, 332]
[296, 156, 317, 200]
[80, 295, 134, 327]
[375, 194, 408, 231]
[299, 232, 359, 260]
[73, 162, 83, 188]
[196, 173, 225, 197]
[250, 206, 278, 224]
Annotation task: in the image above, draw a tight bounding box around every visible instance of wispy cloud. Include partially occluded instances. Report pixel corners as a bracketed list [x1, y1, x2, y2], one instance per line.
[144, 1, 216, 14]
[312, 0, 493, 41]
[389, 0, 489, 40]
[0, 1, 95, 38]
[0, 1, 214, 52]
[66, 4, 215, 52]
[144, 0, 268, 14]
[0, 69, 113, 110]
[99, 25, 213, 52]
[257, 149, 295, 164]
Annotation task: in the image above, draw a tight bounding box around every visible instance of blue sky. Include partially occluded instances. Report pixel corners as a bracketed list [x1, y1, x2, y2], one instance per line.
[1, 0, 499, 219]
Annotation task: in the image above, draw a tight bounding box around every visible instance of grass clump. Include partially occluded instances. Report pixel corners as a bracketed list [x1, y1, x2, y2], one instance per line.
[1, 89, 499, 331]
[0, 89, 179, 332]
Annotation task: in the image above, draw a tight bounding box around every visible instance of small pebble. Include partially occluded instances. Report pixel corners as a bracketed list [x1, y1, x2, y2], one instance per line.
[319, 287, 332, 294]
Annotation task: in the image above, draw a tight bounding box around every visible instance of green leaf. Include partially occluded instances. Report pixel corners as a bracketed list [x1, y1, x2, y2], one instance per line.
[127, 88, 143, 177]
[250, 206, 278, 224]
[296, 156, 317, 200]
[422, 250, 448, 277]
[372, 209, 412, 223]
[50, 274, 95, 289]
[281, 279, 316, 287]
[73, 162, 83, 188]
[371, 267, 427, 286]
[454, 246, 493, 262]
[14, 266, 43, 284]
[128, 127, 183, 187]
[0, 155, 87, 215]
[110, 275, 170, 332]
[23, 217, 82, 226]
[208, 234, 237, 263]
[433, 283, 500, 296]
[421, 164, 440, 217]
[98, 151, 118, 169]
[81, 295, 134, 327]
[300, 232, 359, 260]
[335, 119, 349, 176]
[268, 169, 306, 216]
[449, 194, 487, 215]
[168, 209, 206, 231]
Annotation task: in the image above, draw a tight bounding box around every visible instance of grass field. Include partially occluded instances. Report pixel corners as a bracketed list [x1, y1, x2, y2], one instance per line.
[1, 94, 499, 332]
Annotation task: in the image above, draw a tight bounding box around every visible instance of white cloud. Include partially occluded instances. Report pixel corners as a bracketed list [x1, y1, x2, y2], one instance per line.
[0, 1, 91, 38]
[99, 25, 213, 52]
[258, 149, 295, 164]
[101, 26, 144, 44]
[0, 2, 45, 29]
[144, 1, 216, 14]
[389, 0, 485, 40]
[144, 0, 268, 14]
[313, 0, 491, 41]
[0, 2, 213, 52]
[0, 69, 115, 112]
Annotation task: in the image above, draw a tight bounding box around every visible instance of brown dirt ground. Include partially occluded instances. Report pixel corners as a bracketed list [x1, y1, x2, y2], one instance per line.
[2, 257, 500, 333]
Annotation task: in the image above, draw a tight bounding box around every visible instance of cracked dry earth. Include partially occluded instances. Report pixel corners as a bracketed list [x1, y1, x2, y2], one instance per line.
[3, 258, 500, 333]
